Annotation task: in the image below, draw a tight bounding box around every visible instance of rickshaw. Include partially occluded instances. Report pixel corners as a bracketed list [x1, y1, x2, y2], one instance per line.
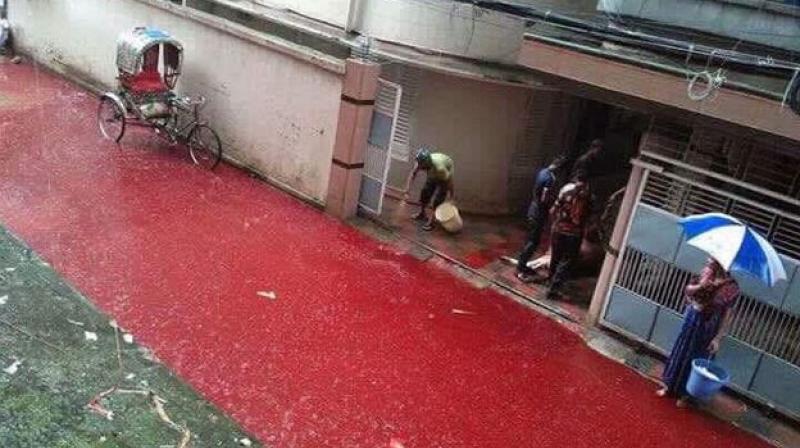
[97, 27, 222, 170]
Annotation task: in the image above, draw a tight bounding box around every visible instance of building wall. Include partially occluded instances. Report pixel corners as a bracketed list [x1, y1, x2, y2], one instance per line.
[10, 0, 344, 203]
[386, 69, 570, 215]
[355, 0, 525, 63]
[210, 0, 525, 63]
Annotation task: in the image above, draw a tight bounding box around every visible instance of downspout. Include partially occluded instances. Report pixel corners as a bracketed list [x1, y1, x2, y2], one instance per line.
[345, 0, 362, 33]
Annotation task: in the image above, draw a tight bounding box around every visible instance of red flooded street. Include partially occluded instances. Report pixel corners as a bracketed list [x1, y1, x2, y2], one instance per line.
[0, 62, 769, 447]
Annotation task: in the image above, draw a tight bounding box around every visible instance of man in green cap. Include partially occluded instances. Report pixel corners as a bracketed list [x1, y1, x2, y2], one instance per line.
[403, 147, 454, 231]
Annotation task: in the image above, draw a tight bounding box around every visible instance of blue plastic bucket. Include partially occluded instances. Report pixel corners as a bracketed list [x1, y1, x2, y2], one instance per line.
[686, 359, 730, 400]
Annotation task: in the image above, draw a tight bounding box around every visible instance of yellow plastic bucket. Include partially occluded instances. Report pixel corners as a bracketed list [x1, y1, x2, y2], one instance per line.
[435, 202, 463, 233]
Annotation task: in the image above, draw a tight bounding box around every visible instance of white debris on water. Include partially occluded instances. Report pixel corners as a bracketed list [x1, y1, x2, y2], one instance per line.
[3, 359, 21, 375]
[451, 308, 475, 315]
[257, 291, 277, 300]
[0, 295, 7, 305]
[84, 331, 98, 342]
[125, 373, 136, 381]
[123, 333, 134, 344]
[4, 267, 15, 272]
[238, 438, 253, 446]
[67, 319, 85, 327]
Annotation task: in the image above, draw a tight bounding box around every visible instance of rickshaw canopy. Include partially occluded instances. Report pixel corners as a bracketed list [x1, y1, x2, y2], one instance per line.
[115, 27, 183, 75]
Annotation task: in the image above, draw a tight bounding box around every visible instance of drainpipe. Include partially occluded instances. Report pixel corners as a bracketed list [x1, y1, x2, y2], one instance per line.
[345, 0, 362, 33]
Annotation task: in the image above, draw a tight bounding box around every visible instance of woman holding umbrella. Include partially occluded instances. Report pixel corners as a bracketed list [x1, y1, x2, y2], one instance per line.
[657, 257, 739, 407]
[656, 213, 787, 407]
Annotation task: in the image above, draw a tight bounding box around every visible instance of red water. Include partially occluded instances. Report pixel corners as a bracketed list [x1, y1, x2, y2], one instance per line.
[0, 62, 767, 447]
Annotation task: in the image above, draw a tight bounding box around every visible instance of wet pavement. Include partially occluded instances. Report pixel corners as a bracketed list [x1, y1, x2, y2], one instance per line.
[378, 195, 597, 323]
[0, 60, 772, 447]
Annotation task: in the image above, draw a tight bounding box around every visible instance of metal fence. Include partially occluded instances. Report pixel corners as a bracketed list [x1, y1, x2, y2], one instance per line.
[618, 119, 800, 371]
[617, 248, 800, 367]
[642, 120, 800, 200]
[641, 168, 800, 260]
[603, 118, 800, 417]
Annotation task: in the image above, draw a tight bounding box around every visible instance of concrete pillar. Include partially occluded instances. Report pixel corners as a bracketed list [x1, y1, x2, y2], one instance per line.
[326, 58, 380, 219]
[586, 162, 647, 326]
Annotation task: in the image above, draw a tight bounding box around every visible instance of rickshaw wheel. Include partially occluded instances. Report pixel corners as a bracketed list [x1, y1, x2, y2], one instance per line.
[97, 97, 126, 143]
[188, 124, 222, 170]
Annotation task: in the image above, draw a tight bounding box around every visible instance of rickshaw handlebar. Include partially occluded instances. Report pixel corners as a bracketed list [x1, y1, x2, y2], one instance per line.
[170, 95, 206, 112]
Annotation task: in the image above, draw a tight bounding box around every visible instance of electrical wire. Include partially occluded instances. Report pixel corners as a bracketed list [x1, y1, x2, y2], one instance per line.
[684, 1, 767, 102]
[352, 0, 800, 108]
[687, 69, 726, 101]
[469, 0, 800, 71]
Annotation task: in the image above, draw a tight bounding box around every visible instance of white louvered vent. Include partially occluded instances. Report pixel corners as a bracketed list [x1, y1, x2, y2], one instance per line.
[375, 84, 397, 115]
[380, 66, 421, 161]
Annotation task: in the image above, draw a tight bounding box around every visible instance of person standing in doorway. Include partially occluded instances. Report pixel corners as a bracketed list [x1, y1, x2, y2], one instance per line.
[541, 169, 591, 300]
[658, 258, 739, 407]
[517, 156, 567, 283]
[573, 138, 604, 178]
[403, 147, 454, 231]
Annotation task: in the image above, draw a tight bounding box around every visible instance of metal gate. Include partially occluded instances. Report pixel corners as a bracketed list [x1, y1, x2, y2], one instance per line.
[599, 122, 800, 419]
[358, 80, 402, 215]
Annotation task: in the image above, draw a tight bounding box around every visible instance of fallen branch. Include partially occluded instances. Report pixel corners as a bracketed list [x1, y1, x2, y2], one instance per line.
[151, 391, 192, 448]
[87, 387, 118, 421]
[85, 322, 193, 447]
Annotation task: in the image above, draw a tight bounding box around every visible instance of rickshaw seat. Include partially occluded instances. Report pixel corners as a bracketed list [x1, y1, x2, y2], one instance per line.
[122, 71, 168, 94]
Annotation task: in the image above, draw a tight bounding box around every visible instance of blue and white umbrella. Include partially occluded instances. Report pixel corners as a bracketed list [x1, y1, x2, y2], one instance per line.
[679, 213, 787, 286]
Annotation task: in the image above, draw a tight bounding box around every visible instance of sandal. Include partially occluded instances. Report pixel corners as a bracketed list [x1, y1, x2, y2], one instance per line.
[516, 272, 537, 283]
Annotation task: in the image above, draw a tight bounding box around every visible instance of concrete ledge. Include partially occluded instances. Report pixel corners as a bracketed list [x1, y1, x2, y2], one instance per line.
[148, 0, 550, 89]
[132, 0, 346, 74]
[518, 37, 800, 143]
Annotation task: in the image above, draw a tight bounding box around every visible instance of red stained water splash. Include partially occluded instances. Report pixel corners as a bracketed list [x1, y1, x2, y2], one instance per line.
[0, 62, 768, 447]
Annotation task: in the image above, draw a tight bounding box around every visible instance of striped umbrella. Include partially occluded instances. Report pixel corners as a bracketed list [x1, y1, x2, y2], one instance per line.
[679, 213, 787, 286]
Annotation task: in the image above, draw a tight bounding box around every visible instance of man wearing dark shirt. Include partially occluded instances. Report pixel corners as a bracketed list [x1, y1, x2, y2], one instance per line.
[573, 138, 604, 178]
[517, 157, 566, 283]
[544, 170, 591, 300]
